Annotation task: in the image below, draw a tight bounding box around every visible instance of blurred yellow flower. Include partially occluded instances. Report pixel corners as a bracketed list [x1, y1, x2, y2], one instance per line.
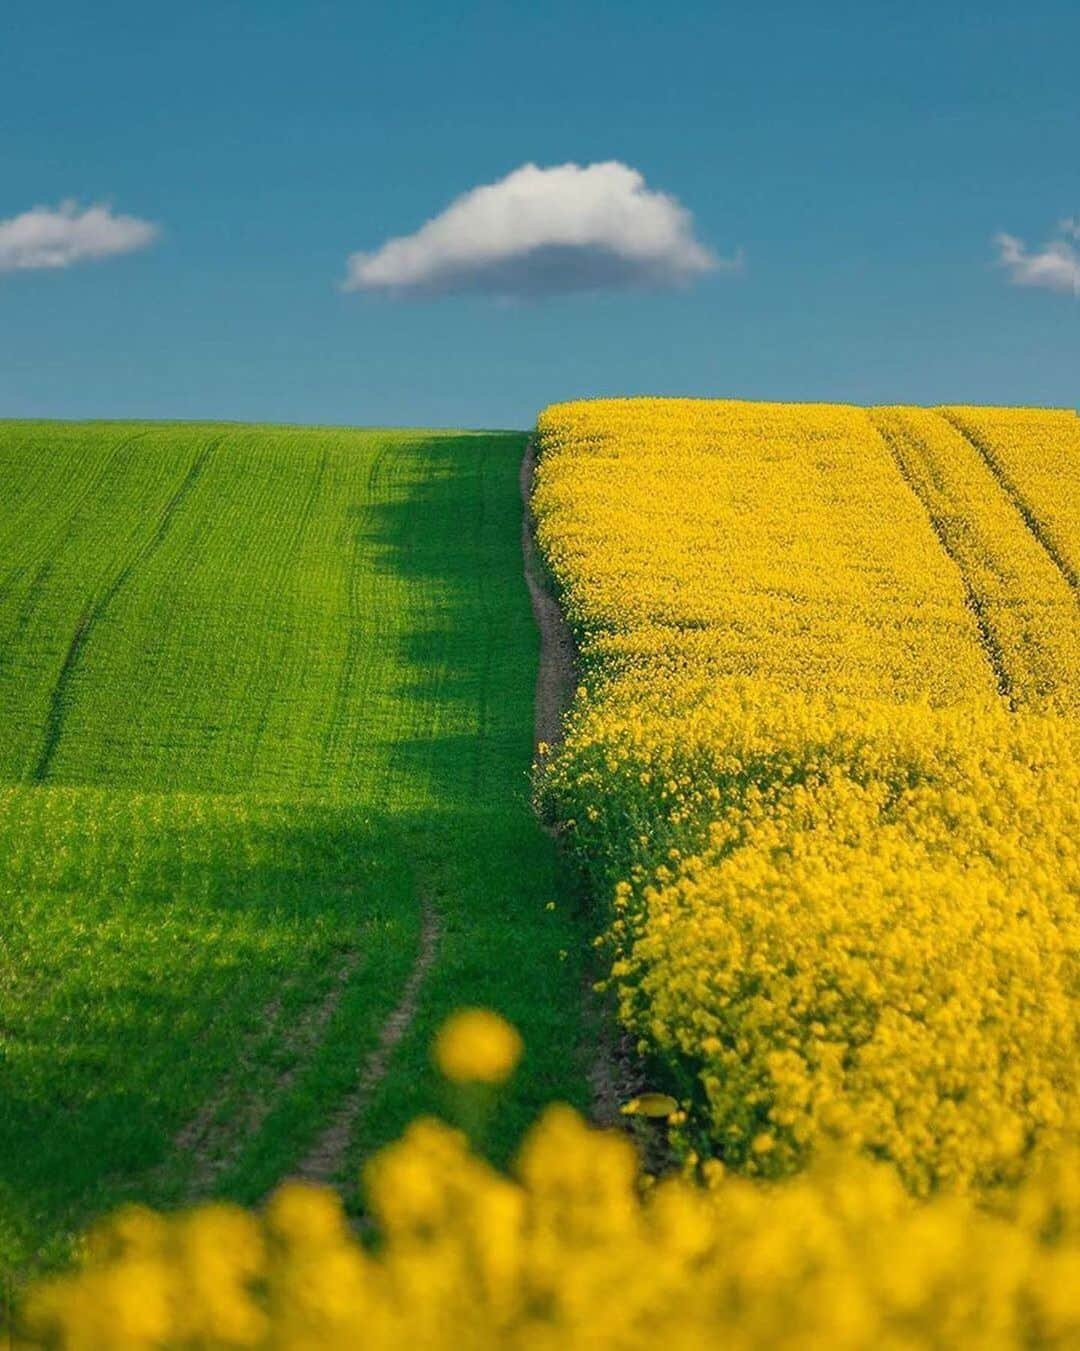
[21, 1109, 1080, 1349]
[433, 1008, 523, 1084]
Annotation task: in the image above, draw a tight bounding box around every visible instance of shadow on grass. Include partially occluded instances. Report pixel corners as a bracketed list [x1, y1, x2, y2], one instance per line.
[0, 791, 423, 1273]
[331, 431, 539, 808]
[0, 428, 591, 1280]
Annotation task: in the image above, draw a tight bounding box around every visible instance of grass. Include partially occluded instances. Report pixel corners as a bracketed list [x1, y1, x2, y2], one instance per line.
[0, 421, 589, 1276]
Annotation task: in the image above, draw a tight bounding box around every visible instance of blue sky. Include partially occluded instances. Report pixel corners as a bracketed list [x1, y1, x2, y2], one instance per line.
[1, 0, 1076, 427]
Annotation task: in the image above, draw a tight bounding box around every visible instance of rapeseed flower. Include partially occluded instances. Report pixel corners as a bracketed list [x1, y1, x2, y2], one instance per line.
[19, 1090, 1080, 1347]
[433, 1008, 523, 1085]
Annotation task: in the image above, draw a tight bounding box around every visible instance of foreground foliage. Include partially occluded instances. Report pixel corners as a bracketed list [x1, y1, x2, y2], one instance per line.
[17, 1025, 1080, 1349]
[534, 398, 1080, 1192]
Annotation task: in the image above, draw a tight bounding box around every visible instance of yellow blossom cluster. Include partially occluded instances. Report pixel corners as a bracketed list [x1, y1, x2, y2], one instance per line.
[18, 1100, 1080, 1348]
[551, 681, 1079, 1191]
[433, 1007, 524, 1084]
[534, 398, 1079, 1191]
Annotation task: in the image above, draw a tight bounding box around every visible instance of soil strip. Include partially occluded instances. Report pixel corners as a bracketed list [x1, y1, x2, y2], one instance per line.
[519, 438, 645, 1131]
[519, 439, 578, 755]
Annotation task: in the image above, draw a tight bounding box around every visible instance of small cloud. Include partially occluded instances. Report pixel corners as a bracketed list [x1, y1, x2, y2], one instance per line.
[0, 200, 159, 273]
[343, 161, 733, 299]
[1059, 216, 1080, 240]
[994, 226, 1079, 296]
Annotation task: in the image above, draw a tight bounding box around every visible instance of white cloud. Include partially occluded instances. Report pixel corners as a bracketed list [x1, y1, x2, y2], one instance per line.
[0, 200, 159, 273]
[994, 228, 1080, 296]
[1059, 216, 1080, 240]
[343, 161, 731, 298]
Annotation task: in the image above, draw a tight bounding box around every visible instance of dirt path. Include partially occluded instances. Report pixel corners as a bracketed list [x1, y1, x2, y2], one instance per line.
[519, 439, 578, 755]
[291, 897, 442, 1186]
[519, 439, 643, 1131]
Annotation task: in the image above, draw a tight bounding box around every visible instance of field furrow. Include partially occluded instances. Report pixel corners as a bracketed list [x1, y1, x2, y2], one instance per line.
[871, 406, 1078, 713]
[943, 406, 1080, 593]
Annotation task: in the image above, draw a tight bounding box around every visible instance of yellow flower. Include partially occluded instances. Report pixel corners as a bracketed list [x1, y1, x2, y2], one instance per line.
[432, 1008, 523, 1084]
[22, 1110, 1080, 1348]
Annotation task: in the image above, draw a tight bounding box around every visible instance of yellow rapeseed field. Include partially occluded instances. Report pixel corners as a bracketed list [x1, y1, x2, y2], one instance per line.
[535, 397, 1079, 1193]
[533, 398, 1000, 703]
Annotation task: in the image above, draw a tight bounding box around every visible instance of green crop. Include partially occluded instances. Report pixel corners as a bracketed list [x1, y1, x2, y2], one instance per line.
[0, 422, 588, 1277]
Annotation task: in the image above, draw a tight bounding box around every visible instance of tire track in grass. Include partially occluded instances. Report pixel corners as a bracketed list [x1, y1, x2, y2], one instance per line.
[169, 987, 295, 1181]
[290, 897, 441, 1186]
[174, 948, 363, 1200]
[1, 429, 156, 777]
[31, 439, 219, 782]
[236, 445, 330, 784]
[320, 441, 390, 782]
[0, 427, 151, 606]
[942, 409, 1079, 596]
[189, 441, 443, 1201]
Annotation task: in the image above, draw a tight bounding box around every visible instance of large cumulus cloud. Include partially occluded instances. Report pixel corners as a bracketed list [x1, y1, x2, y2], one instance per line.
[343, 162, 732, 299]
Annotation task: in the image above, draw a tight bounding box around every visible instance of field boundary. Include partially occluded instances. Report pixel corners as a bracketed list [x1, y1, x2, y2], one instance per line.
[519, 438, 578, 754]
[520, 438, 645, 1131]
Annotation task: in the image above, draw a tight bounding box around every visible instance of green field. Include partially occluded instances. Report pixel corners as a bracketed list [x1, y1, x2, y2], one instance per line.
[0, 421, 588, 1273]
